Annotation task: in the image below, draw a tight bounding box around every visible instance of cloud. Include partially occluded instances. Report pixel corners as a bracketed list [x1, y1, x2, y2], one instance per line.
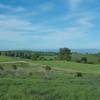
[56, 11, 95, 31]
[0, 14, 45, 32]
[0, 3, 26, 13]
[0, 0, 99, 49]
[11, 6, 26, 13]
[0, 14, 86, 44]
[68, 0, 82, 11]
[0, 2, 54, 16]
[78, 17, 93, 28]
[0, 3, 10, 9]
[38, 2, 54, 12]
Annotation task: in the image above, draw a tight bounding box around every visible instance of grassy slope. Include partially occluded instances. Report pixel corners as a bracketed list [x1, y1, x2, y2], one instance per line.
[0, 62, 100, 100]
[1, 76, 100, 100]
[72, 53, 100, 63]
[0, 58, 100, 99]
[32, 61, 100, 74]
[0, 56, 22, 62]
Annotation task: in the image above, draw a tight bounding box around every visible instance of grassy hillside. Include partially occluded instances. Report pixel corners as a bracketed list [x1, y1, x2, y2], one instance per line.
[0, 60, 100, 100]
[32, 61, 100, 74]
[72, 53, 100, 64]
[0, 56, 21, 62]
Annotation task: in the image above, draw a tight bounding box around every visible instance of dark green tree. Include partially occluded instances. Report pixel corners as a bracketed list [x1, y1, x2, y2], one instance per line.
[32, 53, 40, 60]
[80, 57, 87, 63]
[59, 48, 71, 61]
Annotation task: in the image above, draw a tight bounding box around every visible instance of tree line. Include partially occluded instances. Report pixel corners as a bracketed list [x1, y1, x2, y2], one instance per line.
[0, 51, 32, 59]
[0, 48, 72, 61]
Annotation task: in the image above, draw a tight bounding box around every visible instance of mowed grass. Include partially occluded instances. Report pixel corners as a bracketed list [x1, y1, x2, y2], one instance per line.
[0, 60, 100, 99]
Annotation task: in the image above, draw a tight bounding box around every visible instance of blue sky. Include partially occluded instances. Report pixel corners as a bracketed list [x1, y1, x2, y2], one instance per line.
[0, 0, 100, 50]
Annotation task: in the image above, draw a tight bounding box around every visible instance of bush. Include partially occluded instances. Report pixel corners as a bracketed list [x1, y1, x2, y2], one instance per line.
[76, 59, 81, 63]
[12, 65, 18, 70]
[88, 62, 94, 64]
[0, 65, 4, 70]
[45, 66, 51, 71]
[79, 57, 87, 63]
[98, 59, 100, 62]
[49, 58, 53, 61]
[29, 72, 33, 76]
[76, 72, 83, 77]
[32, 53, 40, 60]
[38, 57, 46, 60]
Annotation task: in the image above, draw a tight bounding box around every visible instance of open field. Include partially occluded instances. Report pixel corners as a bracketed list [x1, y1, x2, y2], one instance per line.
[0, 0, 100, 99]
[0, 56, 22, 62]
[0, 57, 100, 100]
[72, 53, 100, 64]
[32, 61, 100, 74]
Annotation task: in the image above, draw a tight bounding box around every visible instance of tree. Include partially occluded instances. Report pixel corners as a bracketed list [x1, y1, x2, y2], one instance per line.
[58, 48, 71, 61]
[31, 53, 40, 60]
[0, 51, 1, 56]
[80, 57, 87, 63]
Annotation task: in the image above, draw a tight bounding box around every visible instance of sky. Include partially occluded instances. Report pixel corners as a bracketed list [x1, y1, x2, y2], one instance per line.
[0, 0, 100, 50]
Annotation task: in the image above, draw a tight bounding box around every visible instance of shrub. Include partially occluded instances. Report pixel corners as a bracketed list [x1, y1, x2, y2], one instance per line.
[32, 53, 40, 60]
[0, 65, 4, 70]
[88, 62, 94, 64]
[80, 57, 87, 63]
[45, 66, 51, 71]
[98, 59, 100, 62]
[38, 57, 46, 60]
[29, 72, 33, 76]
[12, 65, 17, 70]
[49, 58, 53, 61]
[76, 59, 81, 63]
[76, 72, 83, 77]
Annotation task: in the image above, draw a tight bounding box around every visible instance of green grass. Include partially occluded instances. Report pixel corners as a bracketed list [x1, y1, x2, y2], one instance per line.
[0, 60, 100, 100]
[72, 53, 100, 64]
[0, 56, 21, 62]
[1, 76, 100, 100]
[32, 61, 100, 74]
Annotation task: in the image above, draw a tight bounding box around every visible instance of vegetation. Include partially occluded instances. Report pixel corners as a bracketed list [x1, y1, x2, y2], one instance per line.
[75, 72, 83, 77]
[0, 56, 20, 62]
[31, 53, 41, 60]
[12, 65, 18, 70]
[0, 49, 100, 100]
[0, 61, 100, 100]
[44, 65, 51, 71]
[59, 48, 71, 61]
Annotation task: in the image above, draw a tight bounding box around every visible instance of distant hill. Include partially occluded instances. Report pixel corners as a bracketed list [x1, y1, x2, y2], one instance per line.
[36, 49, 100, 54]
[72, 49, 100, 53]
[0, 48, 100, 54]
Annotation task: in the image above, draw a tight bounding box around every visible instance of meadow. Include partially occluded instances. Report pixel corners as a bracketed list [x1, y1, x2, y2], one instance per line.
[0, 56, 20, 62]
[0, 56, 100, 100]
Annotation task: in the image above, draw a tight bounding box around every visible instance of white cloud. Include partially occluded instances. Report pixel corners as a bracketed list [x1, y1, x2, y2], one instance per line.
[0, 14, 86, 44]
[78, 17, 93, 28]
[0, 3, 10, 9]
[0, 15, 43, 31]
[11, 6, 26, 13]
[0, 2, 54, 16]
[38, 2, 54, 12]
[0, 3, 26, 13]
[68, 0, 82, 11]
